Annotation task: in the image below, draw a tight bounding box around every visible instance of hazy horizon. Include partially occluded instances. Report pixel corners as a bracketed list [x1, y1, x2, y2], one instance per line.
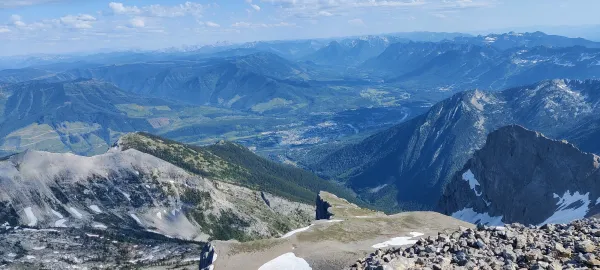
[2, 0, 600, 56]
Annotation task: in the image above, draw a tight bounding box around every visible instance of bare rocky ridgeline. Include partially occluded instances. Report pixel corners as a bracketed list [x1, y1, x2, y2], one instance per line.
[354, 218, 600, 270]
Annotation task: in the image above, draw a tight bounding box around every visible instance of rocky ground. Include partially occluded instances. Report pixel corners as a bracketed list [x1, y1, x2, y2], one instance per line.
[354, 218, 600, 270]
[0, 224, 203, 269]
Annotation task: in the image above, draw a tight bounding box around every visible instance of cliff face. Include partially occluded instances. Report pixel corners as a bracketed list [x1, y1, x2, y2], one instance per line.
[199, 243, 216, 270]
[438, 125, 600, 225]
[315, 193, 333, 220]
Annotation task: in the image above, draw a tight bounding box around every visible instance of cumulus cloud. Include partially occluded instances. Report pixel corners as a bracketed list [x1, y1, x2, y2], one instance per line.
[318, 11, 333, 16]
[59, 14, 96, 29]
[347, 18, 365, 26]
[261, 0, 494, 18]
[0, 0, 64, 8]
[251, 4, 261, 11]
[129, 17, 145, 28]
[109, 2, 141, 15]
[0, 27, 10, 33]
[10, 14, 26, 27]
[231, 21, 295, 28]
[108, 2, 205, 18]
[205, 21, 220, 27]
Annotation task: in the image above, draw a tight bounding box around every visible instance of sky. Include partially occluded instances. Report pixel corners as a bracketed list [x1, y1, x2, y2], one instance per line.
[1, 0, 600, 56]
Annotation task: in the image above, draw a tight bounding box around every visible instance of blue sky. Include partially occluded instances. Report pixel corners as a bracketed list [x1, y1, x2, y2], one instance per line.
[1, 0, 600, 56]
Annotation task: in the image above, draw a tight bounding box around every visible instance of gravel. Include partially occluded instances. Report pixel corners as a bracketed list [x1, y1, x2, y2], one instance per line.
[352, 218, 600, 270]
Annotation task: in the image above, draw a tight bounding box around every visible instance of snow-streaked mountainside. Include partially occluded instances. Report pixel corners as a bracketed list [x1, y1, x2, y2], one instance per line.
[314, 79, 600, 211]
[366, 41, 600, 90]
[452, 31, 600, 50]
[439, 125, 600, 226]
[0, 133, 318, 242]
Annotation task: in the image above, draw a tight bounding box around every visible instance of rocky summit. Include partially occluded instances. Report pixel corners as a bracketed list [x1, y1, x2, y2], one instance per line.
[439, 125, 600, 226]
[354, 218, 600, 270]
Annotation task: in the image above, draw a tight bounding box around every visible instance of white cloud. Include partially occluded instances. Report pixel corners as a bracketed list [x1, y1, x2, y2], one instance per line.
[109, 2, 141, 15]
[231, 21, 295, 28]
[59, 14, 96, 29]
[205, 21, 220, 27]
[0, 27, 10, 33]
[0, 0, 63, 8]
[109, 2, 205, 18]
[318, 11, 333, 16]
[129, 17, 145, 28]
[251, 4, 261, 11]
[347, 18, 365, 26]
[10, 14, 26, 27]
[261, 0, 494, 18]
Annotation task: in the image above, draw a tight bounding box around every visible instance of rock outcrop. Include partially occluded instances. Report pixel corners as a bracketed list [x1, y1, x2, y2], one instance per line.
[355, 218, 600, 270]
[438, 125, 600, 225]
[199, 243, 216, 270]
[315, 192, 333, 220]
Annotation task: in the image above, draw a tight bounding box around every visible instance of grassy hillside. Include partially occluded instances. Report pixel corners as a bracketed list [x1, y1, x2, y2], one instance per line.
[119, 132, 359, 205]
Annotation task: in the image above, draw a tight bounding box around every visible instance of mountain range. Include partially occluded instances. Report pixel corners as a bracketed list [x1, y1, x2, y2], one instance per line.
[453, 31, 600, 50]
[0, 79, 178, 156]
[314, 79, 600, 211]
[366, 42, 600, 90]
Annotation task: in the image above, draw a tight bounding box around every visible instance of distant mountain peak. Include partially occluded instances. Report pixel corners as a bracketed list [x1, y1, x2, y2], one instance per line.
[439, 124, 600, 225]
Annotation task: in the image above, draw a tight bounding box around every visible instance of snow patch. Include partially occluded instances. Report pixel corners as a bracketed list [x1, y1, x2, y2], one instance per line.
[54, 219, 67, 227]
[372, 232, 424, 249]
[325, 219, 343, 223]
[68, 207, 84, 219]
[596, 197, 600, 205]
[409, 232, 424, 237]
[117, 189, 131, 201]
[258, 252, 312, 270]
[26, 255, 36, 260]
[451, 208, 503, 226]
[282, 226, 311, 238]
[462, 170, 482, 196]
[86, 233, 100, 238]
[51, 209, 64, 219]
[24, 207, 37, 226]
[32, 246, 46, 250]
[368, 184, 388, 194]
[88, 205, 102, 214]
[540, 191, 590, 225]
[93, 223, 107, 229]
[130, 213, 143, 225]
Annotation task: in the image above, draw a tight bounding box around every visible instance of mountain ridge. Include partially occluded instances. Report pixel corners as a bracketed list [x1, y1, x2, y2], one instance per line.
[438, 124, 600, 226]
[314, 79, 600, 211]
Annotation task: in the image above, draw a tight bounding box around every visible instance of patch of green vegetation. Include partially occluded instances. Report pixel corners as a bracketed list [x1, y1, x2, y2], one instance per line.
[115, 104, 171, 117]
[190, 209, 252, 242]
[122, 132, 362, 206]
[205, 141, 361, 205]
[251, 98, 293, 113]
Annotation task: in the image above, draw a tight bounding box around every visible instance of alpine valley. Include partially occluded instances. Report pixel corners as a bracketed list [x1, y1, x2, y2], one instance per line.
[4, 30, 600, 270]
